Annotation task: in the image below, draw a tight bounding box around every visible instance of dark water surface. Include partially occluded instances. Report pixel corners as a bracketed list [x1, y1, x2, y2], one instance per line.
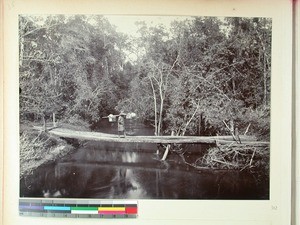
[20, 124, 269, 199]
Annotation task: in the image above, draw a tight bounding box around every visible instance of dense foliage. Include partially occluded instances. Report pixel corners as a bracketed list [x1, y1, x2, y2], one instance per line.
[19, 15, 271, 140]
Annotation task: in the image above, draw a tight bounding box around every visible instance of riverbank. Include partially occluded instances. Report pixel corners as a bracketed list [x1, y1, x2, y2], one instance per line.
[20, 122, 89, 179]
[20, 131, 72, 179]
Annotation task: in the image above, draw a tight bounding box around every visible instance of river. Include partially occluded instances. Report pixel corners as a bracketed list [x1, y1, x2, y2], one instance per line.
[20, 122, 269, 199]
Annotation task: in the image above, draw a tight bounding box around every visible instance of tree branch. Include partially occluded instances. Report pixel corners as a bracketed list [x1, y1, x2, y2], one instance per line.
[181, 100, 200, 136]
[20, 24, 59, 38]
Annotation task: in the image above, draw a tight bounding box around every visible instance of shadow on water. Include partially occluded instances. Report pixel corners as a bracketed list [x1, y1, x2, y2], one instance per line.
[20, 124, 269, 199]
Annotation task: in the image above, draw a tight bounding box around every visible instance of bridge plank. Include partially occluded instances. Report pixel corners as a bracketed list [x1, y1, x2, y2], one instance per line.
[48, 128, 269, 146]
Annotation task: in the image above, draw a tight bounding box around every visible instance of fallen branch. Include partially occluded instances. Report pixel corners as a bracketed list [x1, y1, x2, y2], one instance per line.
[249, 148, 256, 166]
[197, 145, 269, 171]
[212, 159, 237, 168]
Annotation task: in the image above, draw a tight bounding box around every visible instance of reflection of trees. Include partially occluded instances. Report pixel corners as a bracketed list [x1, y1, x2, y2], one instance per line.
[21, 166, 59, 197]
[74, 144, 139, 163]
[54, 164, 94, 197]
[79, 166, 137, 198]
[212, 171, 267, 199]
[132, 168, 266, 199]
[112, 168, 129, 196]
[21, 163, 95, 198]
[21, 158, 267, 199]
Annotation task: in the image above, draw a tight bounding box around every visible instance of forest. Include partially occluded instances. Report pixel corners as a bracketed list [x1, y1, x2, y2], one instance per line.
[19, 15, 271, 138]
[19, 15, 271, 176]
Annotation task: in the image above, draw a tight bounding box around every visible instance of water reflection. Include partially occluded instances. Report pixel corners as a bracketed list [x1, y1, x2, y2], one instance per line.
[20, 140, 269, 199]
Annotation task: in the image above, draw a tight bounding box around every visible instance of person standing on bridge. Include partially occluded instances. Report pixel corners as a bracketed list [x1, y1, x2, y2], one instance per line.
[118, 113, 126, 138]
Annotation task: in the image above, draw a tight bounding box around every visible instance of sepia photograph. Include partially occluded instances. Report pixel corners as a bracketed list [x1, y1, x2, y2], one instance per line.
[19, 14, 271, 200]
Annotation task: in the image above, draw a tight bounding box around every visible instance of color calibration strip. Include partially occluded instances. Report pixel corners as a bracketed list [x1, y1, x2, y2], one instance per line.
[19, 199, 138, 218]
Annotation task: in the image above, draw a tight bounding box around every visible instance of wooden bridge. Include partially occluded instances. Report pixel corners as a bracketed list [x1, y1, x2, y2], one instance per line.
[36, 127, 269, 161]
[46, 127, 269, 146]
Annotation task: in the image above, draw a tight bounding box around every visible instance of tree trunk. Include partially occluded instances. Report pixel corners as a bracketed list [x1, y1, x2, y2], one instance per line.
[198, 114, 202, 136]
[161, 131, 174, 161]
[157, 72, 165, 136]
[53, 113, 56, 127]
[198, 112, 205, 136]
[42, 114, 46, 131]
[223, 120, 239, 143]
[149, 77, 158, 135]
[161, 144, 171, 161]
[229, 119, 234, 133]
[158, 97, 164, 136]
[263, 55, 267, 107]
[20, 37, 24, 66]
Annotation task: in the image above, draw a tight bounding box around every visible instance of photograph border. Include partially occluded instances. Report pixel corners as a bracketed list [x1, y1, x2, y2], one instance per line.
[3, 0, 293, 224]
